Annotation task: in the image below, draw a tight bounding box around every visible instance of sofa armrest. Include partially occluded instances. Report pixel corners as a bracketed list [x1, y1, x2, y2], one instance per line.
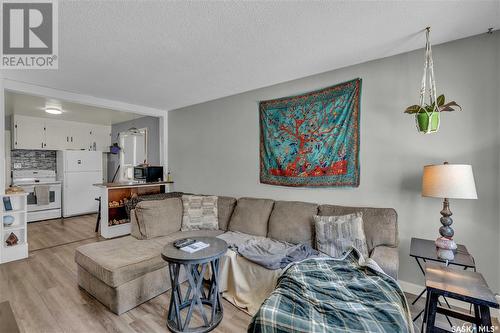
[369, 246, 399, 280]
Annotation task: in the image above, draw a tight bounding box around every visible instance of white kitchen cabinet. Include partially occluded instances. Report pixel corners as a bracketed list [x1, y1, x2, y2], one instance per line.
[68, 123, 91, 150]
[90, 126, 111, 152]
[12, 115, 111, 152]
[45, 120, 90, 150]
[13, 115, 45, 150]
[45, 119, 70, 150]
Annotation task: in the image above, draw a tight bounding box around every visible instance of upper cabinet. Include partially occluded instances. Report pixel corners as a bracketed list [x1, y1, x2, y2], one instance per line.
[45, 119, 70, 150]
[13, 116, 46, 150]
[12, 115, 111, 152]
[68, 123, 92, 150]
[91, 126, 112, 152]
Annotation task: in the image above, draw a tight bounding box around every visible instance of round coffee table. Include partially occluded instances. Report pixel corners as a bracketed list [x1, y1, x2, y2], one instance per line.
[161, 237, 228, 333]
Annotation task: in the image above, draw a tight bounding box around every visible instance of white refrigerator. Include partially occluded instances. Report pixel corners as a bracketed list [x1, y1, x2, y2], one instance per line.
[57, 151, 103, 217]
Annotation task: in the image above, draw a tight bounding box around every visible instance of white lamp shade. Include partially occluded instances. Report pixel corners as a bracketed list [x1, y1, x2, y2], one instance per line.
[422, 164, 478, 199]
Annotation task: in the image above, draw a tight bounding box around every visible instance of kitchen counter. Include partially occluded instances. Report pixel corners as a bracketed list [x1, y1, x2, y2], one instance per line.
[93, 181, 174, 188]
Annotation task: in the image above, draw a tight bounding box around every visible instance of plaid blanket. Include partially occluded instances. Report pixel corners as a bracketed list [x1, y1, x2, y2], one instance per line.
[248, 250, 413, 333]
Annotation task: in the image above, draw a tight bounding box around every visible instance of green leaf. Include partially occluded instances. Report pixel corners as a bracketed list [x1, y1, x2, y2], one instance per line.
[436, 94, 445, 106]
[404, 105, 423, 114]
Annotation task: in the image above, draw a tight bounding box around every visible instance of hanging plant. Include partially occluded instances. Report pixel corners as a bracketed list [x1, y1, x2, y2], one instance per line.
[404, 94, 462, 132]
[404, 28, 462, 133]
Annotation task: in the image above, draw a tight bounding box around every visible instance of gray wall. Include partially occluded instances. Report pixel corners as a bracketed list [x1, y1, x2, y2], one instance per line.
[169, 33, 500, 292]
[108, 116, 160, 181]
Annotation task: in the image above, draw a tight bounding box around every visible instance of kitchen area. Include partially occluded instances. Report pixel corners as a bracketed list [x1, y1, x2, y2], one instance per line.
[2, 91, 166, 258]
[11, 136, 107, 223]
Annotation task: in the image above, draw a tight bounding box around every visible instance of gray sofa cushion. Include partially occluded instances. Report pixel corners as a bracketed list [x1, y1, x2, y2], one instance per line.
[267, 201, 318, 245]
[124, 191, 183, 218]
[218, 196, 237, 231]
[318, 205, 398, 251]
[75, 236, 166, 287]
[134, 198, 182, 239]
[228, 197, 274, 237]
[370, 245, 399, 280]
[75, 229, 225, 288]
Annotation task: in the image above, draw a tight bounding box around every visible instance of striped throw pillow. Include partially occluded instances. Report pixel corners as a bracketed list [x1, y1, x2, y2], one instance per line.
[181, 195, 219, 231]
[314, 212, 368, 258]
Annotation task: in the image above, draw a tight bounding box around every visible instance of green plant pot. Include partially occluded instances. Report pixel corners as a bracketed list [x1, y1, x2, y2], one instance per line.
[417, 112, 440, 133]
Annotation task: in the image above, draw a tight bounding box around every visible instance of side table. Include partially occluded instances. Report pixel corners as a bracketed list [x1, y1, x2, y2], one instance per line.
[409, 237, 476, 325]
[425, 264, 499, 333]
[161, 237, 228, 333]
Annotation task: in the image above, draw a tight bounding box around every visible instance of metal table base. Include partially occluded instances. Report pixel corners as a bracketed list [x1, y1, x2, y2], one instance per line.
[167, 259, 223, 333]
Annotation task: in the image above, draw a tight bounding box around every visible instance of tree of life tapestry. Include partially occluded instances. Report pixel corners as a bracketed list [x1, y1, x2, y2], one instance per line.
[259, 78, 361, 187]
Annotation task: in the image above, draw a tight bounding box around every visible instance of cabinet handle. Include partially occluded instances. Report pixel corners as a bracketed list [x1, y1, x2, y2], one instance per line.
[41, 142, 43, 148]
[66, 136, 69, 142]
[71, 137, 73, 142]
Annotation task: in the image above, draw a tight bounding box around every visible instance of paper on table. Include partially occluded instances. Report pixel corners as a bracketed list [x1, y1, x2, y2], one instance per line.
[180, 241, 210, 253]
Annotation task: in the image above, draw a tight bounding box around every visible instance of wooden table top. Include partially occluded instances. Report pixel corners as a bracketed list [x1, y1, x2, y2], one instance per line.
[410, 237, 475, 268]
[425, 264, 499, 308]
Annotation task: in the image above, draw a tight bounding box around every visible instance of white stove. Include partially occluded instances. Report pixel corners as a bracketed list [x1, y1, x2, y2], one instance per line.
[12, 170, 62, 222]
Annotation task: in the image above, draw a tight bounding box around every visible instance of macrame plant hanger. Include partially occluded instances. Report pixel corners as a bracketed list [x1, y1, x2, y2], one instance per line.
[416, 27, 440, 134]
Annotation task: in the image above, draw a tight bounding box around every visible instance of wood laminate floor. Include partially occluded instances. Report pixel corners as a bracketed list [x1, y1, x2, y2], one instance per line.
[0, 214, 495, 332]
[28, 214, 99, 251]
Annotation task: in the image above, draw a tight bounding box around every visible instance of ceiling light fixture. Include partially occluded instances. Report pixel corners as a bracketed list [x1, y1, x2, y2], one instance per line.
[45, 107, 62, 115]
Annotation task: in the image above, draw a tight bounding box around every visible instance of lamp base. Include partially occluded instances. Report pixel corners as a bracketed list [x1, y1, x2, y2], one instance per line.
[436, 196, 457, 260]
[435, 236, 457, 260]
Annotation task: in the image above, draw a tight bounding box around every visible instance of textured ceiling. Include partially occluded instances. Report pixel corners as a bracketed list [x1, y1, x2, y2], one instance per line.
[5, 91, 145, 125]
[2, 1, 499, 111]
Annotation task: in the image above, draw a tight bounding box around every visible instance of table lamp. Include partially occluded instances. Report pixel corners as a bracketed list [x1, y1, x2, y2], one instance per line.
[421, 162, 477, 260]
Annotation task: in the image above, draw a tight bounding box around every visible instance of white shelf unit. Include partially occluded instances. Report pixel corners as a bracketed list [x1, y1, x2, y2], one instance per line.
[0, 193, 28, 264]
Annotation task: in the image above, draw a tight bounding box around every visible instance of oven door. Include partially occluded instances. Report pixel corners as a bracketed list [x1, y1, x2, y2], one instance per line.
[22, 184, 62, 212]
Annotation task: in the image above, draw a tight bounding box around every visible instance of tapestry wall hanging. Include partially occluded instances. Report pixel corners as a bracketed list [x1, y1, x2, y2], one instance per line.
[259, 78, 361, 187]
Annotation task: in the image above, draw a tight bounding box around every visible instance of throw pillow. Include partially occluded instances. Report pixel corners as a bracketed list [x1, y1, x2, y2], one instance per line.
[228, 197, 275, 236]
[314, 212, 369, 258]
[134, 198, 183, 239]
[181, 195, 219, 231]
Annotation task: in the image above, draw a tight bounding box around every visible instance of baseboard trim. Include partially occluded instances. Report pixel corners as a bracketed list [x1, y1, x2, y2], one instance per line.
[398, 280, 499, 319]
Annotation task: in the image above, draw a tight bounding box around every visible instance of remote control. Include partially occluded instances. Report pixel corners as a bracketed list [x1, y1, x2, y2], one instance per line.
[174, 238, 196, 249]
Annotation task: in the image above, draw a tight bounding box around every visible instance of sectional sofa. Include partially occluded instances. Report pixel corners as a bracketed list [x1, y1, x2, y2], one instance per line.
[75, 195, 399, 315]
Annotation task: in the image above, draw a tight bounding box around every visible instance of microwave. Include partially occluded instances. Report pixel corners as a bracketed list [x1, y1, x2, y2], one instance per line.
[134, 166, 164, 183]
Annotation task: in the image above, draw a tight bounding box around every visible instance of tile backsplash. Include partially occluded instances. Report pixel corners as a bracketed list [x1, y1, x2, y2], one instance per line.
[11, 150, 57, 171]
